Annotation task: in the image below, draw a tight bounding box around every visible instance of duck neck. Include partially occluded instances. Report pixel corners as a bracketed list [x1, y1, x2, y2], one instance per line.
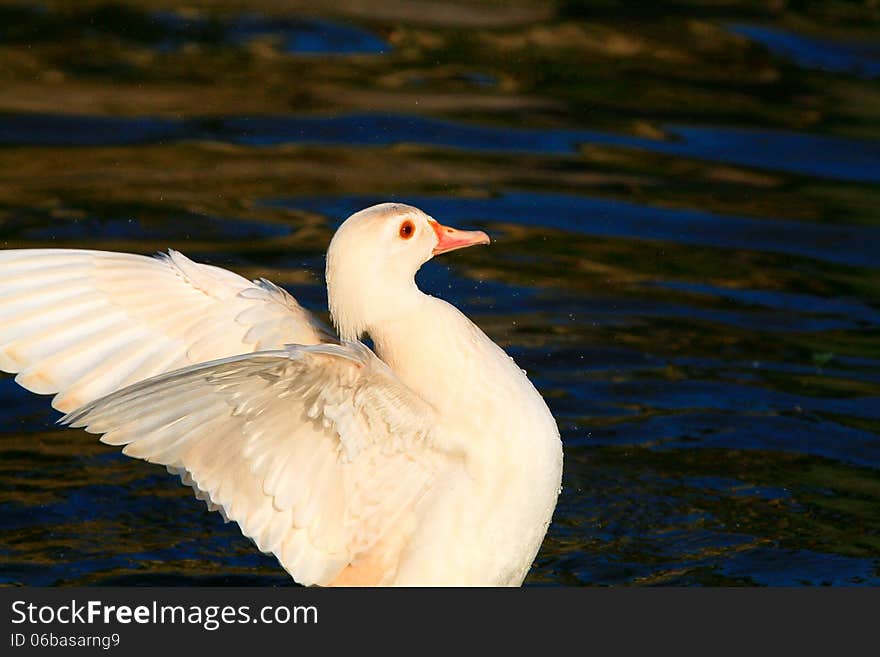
[367, 293, 490, 413]
[330, 273, 424, 343]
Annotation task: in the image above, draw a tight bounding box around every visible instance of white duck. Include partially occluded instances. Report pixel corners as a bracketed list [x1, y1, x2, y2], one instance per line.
[0, 203, 563, 586]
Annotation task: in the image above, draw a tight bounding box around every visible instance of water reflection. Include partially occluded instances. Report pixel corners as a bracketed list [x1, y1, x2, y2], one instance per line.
[1, 6, 389, 55]
[729, 24, 880, 79]
[2, 113, 877, 183]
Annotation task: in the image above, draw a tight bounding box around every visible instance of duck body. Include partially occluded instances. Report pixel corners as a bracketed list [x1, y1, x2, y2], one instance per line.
[1, 202, 563, 586]
[372, 296, 562, 585]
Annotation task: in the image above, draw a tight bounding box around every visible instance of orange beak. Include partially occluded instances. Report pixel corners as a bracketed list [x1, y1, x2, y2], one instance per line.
[430, 220, 490, 255]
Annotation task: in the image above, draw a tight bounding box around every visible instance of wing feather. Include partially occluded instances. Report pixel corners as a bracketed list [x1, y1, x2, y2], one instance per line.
[62, 342, 440, 586]
[0, 248, 334, 411]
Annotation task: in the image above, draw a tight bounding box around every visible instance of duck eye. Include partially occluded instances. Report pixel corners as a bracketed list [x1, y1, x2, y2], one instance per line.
[399, 220, 415, 239]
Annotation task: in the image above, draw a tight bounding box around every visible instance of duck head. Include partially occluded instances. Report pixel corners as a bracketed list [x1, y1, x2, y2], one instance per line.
[326, 203, 489, 342]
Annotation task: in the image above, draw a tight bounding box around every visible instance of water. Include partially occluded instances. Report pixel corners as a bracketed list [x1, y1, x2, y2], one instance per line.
[4, 114, 878, 183]
[727, 24, 880, 79]
[0, 1, 878, 587]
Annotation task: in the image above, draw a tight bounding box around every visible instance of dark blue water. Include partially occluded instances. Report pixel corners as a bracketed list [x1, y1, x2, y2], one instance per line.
[2, 113, 877, 183]
[153, 11, 390, 55]
[264, 192, 880, 268]
[728, 24, 880, 79]
[0, 2, 878, 587]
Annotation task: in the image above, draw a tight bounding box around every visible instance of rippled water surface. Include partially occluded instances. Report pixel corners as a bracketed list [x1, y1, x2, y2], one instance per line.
[0, 0, 879, 586]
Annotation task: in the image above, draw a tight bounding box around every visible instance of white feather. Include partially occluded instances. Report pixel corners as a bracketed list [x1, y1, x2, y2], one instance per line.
[0, 249, 331, 411]
[61, 343, 439, 586]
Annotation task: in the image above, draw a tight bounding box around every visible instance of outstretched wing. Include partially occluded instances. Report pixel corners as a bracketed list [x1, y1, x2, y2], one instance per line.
[0, 248, 334, 411]
[62, 342, 441, 586]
